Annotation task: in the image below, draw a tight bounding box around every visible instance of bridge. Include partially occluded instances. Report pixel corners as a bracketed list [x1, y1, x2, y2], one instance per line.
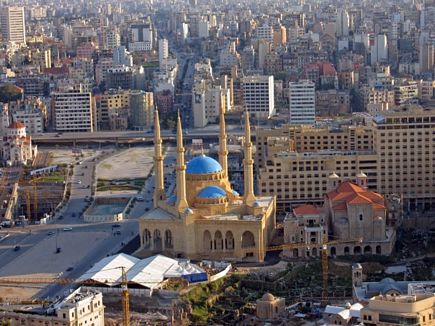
[32, 125, 248, 145]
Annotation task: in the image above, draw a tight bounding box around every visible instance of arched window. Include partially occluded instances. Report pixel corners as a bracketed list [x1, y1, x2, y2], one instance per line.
[225, 231, 234, 250]
[376, 245, 381, 255]
[364, 245, 372, 255]
[241, 231, 255, 248]
[354, 246, 362, 255]
[164, 230, 173, 249]
[214, 231, 223, 251]
[344, 246, 350, 255]
[143, 229, 151, 249]
[330, 247, 336, 256]
[203, 230, 212, 252]
[153, 229, 162, 251]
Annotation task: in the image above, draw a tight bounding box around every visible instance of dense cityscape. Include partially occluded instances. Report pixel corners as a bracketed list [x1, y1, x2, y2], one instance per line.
[0, 0, 434, 324]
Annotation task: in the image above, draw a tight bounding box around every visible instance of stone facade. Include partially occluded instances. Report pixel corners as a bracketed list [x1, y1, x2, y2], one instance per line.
[138, 108, 276, 262]
[283, 175, 395, 258]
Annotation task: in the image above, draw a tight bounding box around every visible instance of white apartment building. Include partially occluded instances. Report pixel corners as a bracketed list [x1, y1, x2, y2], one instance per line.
[198, 19, 209, 38]
[11, 109, 44, 134]
[52, 88, 95, 132]
[335, 8, 349, 37]
[241, 75, 275, 118]
[289, 80, 316, 125]
[193, 83, 230, 127]
[158, 38, 169, 68]
[371, 34, 388, 65]
[129, 24, 153, 52]
[254, 24, 273, 41]
[0, 6, 26, 45]
[0, 288, 104, 326]
[105, 29, 121, 50]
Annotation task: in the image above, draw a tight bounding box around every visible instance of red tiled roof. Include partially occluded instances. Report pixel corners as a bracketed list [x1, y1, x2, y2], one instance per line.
[320, 62, 337, 76]
[327, 181, 385, 209]
[372, 203, 386, 210]
[293, 204, 320, 216]
[8, 121, 25, 129]
[44, 67, 69, 75]
[333, 203, 347, 211]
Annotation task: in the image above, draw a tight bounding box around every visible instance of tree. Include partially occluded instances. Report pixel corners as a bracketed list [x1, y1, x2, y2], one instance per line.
[0, 84, 23, 103]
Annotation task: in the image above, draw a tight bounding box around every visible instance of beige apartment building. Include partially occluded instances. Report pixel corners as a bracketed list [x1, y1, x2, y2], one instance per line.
[256, 105, 435, 212]
[0, 288, 104, 326]
[361, 293, 434, 326]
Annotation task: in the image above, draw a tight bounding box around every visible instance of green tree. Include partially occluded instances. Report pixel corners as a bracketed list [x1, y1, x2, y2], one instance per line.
[0, 84, 23, 103]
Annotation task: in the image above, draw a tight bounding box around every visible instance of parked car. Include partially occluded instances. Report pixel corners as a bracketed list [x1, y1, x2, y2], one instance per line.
[14, 245, 20, 251]
[63, 227, 73, 232]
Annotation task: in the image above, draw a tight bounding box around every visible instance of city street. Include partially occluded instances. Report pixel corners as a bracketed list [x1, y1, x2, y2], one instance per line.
[0, 145, 178, 300]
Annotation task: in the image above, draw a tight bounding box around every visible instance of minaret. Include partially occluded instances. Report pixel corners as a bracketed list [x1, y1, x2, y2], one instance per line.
[175, 112, 189, 212]
[218, 93, 228, 177]
[243, 111, 256, 205]
[153, 109, 165, 207]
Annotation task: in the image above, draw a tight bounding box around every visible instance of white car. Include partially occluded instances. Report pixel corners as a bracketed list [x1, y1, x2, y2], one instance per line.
[136, 196, 144, 202]
[63, 227, 73, 232]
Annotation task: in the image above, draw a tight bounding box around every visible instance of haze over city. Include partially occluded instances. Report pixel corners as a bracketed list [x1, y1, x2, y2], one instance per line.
[0, 0, 434, 325]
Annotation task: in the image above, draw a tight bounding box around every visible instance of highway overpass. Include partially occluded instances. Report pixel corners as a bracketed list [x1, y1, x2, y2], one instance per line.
[32, 125, 249, 145]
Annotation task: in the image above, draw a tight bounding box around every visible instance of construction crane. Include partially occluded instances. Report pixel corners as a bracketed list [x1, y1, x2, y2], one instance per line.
[267, 237, 361, 304]
[0, 267, 130, 326]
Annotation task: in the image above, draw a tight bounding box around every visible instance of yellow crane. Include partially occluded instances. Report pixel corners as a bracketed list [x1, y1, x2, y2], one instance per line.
[0, 267, 130, 325]
[267, 237, 361, 304]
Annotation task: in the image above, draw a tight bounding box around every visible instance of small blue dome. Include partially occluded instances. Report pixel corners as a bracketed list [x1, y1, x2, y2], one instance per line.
[167, 194, 176, 204]
[232, 190, 240, 196]
[197, 186, 227, 199]
[186, 155, 222, 174]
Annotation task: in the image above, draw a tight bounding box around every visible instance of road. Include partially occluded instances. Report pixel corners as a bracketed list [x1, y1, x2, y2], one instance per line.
[32, 125, 246, 143]
[0, 149, 138, 299]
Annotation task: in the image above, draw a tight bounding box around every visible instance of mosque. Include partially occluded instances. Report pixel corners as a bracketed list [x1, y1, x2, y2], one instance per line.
[137, 104, 276, 262]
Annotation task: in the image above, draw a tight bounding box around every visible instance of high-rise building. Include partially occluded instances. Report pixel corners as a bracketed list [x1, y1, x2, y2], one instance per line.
[371, 34, 388, 65]
[129, 23, 153, 51]
[256, 105, 435, 212]
[0, 6, 26, 45]
[52, 88, 95, 132]
[130, 91, 154, 130]
[336, 8, 350, 37]
[198, 19, 209, 38]
[241, 75, 275, 118]
[105, 29, 121, 50]
[158, 38, 169, 68]
[289, 80, 315, 125]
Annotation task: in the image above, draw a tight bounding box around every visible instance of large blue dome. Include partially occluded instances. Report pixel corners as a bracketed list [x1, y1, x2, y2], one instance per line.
[197, 186, 227, 199]
[186, 155, 222, 174]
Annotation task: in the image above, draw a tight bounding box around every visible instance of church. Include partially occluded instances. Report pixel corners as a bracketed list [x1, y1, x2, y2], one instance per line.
[137, 104, 276, 262]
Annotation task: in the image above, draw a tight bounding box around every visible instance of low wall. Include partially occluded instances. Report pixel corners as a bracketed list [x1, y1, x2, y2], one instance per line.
[83, 196, 133, 223]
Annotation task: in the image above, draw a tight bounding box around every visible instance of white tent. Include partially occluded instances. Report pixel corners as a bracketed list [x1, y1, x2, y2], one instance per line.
[79, 254, 206, 290]
[78, 253, 139, 286]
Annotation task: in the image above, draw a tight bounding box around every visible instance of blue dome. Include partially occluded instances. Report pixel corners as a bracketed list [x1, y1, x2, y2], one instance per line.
[186, 155, 222, 174]
[197, 186, 227, 199]
[167, 194, 176, 204]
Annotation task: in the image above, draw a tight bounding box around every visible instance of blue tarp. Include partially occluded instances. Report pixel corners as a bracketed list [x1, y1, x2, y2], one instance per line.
[182, 272, 208, 283]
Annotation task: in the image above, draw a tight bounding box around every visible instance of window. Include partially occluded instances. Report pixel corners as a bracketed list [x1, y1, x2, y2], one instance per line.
[359, 214, 363, 221]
